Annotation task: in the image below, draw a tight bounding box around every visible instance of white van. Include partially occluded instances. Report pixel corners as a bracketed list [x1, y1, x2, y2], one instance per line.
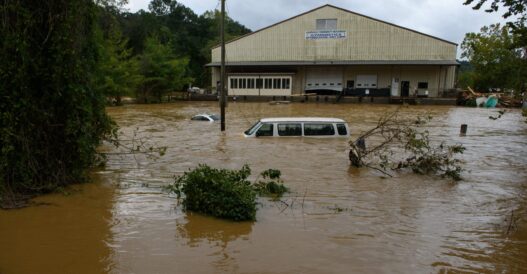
[244, 117, 350, 138]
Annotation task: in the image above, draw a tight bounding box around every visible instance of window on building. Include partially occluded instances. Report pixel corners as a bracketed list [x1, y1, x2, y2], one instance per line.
[278, 124, 302, 136]
[316, 19, 337, 30]
[256, 78, 263, 89]
[230, 78, 238, 89]
[304, 123, 335, 136]
[241, 78, 247, 89]
[273, 78, 281, 89]
[282, 78, 290, 89]
[418, 82, 428, 89]
[248, 78, 255, 89]
[265, 78, 272, 89]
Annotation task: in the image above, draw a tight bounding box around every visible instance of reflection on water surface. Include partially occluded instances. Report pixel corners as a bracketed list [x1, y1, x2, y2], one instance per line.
[1, 102, 526, 273]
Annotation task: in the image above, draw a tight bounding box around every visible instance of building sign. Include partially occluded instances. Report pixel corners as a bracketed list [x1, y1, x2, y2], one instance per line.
[305, 30, 347, 40]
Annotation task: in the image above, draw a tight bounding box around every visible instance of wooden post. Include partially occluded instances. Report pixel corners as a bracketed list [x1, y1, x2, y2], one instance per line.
[460, 124, 467, 136]
[356, 137, 366, 152]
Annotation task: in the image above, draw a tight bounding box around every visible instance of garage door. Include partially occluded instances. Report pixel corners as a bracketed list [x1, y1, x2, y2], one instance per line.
[305, 68, 343, 92]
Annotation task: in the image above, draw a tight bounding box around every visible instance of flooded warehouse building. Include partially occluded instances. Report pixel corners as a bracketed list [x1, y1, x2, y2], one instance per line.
[207, 4, 458, 98]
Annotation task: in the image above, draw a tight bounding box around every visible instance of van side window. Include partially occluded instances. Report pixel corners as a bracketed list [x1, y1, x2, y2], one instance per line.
[277, 123, 302, 136]
[336, 124, 347, 135]
[304, 123, 335, 136]
[256, 123, 273, 137]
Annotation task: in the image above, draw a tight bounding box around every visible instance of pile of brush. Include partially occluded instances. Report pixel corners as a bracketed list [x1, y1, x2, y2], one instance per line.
[459, 87, 522, 107]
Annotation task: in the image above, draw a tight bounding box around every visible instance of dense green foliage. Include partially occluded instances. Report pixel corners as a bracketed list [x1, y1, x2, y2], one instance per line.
[0, 0, 250, 206]
[461, 24, 526, 92]
[0, 0, 114, 206]
[462, 0, 526, 95]
[91, 0, 250, 101]
[117, 0, 251, 89]
[97, 27, 143, 105]
[170, 165, 257, 221]
[456, 61, 476, 89]
[137, 37, 191, 102]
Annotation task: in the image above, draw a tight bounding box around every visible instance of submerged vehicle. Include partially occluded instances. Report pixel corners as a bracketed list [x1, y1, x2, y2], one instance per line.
[191, 113, 220, 122]
[244, 117, 350, 138]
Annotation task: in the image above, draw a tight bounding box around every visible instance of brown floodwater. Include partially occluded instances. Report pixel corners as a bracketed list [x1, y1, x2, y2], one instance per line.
[1, 102, 527, 273]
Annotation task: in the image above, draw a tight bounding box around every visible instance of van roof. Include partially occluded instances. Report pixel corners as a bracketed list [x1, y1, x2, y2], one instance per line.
[260, 117, 346, 123]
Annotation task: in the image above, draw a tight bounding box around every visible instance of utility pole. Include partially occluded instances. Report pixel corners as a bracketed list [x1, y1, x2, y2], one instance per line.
[220, 0, 226, 131]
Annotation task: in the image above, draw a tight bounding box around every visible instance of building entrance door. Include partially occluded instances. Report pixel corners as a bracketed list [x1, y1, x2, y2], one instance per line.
[401, 81, 410, 97]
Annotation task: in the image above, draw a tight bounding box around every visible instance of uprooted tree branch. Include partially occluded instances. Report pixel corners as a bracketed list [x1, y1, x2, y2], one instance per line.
[349, 109, 466, 181]
[98, 127, 167, 165]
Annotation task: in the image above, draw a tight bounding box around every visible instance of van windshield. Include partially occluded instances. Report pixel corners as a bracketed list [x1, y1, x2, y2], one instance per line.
[244, 121, 262, 136]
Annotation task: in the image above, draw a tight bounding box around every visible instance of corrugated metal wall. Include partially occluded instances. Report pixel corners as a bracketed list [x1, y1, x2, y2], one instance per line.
[212, 6, 457, 63]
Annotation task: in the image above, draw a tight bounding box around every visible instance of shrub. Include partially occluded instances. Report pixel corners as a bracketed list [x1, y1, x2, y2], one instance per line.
[169, 164, 257, 221]
[253, 169, 288, 197]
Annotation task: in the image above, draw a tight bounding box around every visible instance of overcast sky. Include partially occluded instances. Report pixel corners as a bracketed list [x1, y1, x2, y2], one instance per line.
[126, 0, 508, 47]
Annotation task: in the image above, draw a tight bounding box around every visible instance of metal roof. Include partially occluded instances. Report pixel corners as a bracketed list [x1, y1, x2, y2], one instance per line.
[259, 117, 347, 123]
[205, 60, 459, 67]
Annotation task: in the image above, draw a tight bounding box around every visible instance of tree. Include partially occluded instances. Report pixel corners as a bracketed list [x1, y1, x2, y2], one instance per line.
[117, 1, 251, 87]
[0, 0, 114, 207]
[97, 28, 143, 105]
[463, 0, 526, 58]
[463, 0, 526, 31]
[457, 61, 476, 89]
[464, 0, 526, 17]
[197, 10, 251, 86]
[461, 24, 527, 93]
[138, 37, 192, 102]
[464, 0, 527, 107]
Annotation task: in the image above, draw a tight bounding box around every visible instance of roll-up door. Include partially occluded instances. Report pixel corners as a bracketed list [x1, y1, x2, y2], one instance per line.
[305, 68, 343, 92]
[356, 75, 378, 89]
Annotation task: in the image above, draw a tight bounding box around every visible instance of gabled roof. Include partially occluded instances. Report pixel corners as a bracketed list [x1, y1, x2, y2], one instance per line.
[212, 4, 457, 49]
[205, 60, 460, 67]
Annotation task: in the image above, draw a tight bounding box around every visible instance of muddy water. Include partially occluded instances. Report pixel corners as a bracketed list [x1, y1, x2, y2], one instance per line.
[1, 102, 527, 273]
